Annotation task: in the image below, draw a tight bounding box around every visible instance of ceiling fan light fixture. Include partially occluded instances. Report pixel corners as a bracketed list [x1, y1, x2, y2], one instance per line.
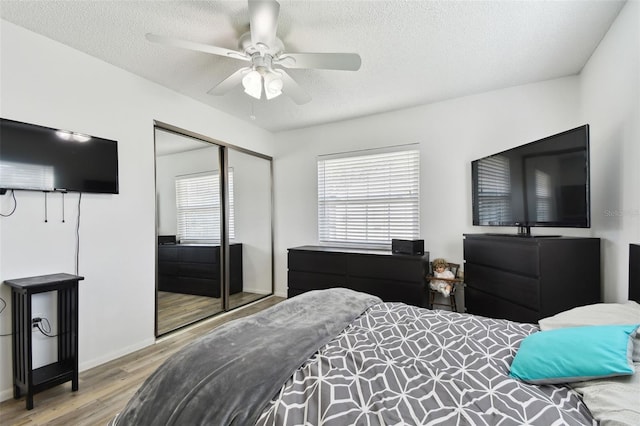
[242, 69, 262, 99]
[264, 71, 283, 100]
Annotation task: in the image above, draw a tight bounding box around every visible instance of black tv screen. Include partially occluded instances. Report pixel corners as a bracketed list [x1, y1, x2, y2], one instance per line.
[471, 125, 589, 233]
[0, 118, 119, 194]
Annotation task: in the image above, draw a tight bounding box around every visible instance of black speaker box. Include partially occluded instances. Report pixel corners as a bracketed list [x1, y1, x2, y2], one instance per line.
[158, 235, 177, 245]
[391, 239, 424, 255]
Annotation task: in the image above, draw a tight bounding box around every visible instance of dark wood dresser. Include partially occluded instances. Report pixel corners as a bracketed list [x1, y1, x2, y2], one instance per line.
[158, 243, 243, 297]
[288, 245, 429, 307]
[463, 234, 601, 323]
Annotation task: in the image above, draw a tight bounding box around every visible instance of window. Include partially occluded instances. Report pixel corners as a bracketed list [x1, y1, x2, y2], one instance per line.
[318, 147, 419, 247]
[476, 155, 512, 224]
[175, 170, 234, 243]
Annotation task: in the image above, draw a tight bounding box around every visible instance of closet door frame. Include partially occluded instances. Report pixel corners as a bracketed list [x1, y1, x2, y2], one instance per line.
[153, 120, 274, 336]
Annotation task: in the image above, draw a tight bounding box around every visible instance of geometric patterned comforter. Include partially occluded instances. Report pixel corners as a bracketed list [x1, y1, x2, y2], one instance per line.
[257, 303, 596, 426]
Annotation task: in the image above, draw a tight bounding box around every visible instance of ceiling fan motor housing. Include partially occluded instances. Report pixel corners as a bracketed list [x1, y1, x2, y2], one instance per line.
[239, 31, 284, 58]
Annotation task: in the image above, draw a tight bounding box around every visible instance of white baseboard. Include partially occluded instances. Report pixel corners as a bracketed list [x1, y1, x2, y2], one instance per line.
[0, 387, 14, 402]
[0, 336, 156, 403]
[79, 337, 155, 372]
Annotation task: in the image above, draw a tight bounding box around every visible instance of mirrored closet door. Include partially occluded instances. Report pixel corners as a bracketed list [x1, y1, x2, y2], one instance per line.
[154, 124, 273, 336]
[227, 147, 273, 310]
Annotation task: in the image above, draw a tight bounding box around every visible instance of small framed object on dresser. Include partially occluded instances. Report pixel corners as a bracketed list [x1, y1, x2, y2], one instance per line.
[463, 234, 601, 323]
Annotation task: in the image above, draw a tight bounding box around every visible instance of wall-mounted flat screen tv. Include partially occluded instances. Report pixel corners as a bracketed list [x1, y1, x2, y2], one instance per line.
[471, 125, 589, 236]
[0, 118, 119, 194]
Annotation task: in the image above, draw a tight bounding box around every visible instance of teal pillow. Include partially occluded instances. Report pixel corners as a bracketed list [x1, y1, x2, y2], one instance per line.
[509, 324, 639, 385]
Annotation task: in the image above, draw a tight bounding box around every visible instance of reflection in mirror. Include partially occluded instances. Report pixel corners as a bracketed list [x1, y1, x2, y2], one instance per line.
[227, 148, 273, 310]
[155, 129, 223, 335]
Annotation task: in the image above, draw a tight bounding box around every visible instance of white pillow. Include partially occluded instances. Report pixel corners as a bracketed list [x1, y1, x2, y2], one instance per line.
[570, 361, 640, 426]
[539, 301, 640, 362]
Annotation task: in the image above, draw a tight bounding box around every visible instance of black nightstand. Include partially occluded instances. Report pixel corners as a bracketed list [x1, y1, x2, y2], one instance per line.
[4, 273, 84, 410]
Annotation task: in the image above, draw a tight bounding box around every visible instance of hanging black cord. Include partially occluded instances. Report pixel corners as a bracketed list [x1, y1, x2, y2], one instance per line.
[35, 318, 58, 338]
[44, 191, 48, 222]
[62, 192, 66, 223]
[0, 190, 17, 217]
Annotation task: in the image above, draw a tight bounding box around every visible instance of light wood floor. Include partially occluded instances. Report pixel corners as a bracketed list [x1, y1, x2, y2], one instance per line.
[157, 291, 270, 335]
[0, 295, 285, 426]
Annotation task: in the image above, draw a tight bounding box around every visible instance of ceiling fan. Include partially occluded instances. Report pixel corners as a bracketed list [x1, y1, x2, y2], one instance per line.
[146, 0, 361, 105]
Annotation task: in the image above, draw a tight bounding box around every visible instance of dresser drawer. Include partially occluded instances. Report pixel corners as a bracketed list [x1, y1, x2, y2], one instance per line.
[348, 254, 426, 282]
[465, 263, 540, 310]
[288, 271, 346, 290]
[288, 250, 347, 274]
[158, 246, 178, 261]
[158, 261, 178, 276]
[465, 286, 539, 324]
[179, 261, 217, 278]
[179, 246, 217, 263]
[348, 277, 426, 306]
[464, 238, 539, 276]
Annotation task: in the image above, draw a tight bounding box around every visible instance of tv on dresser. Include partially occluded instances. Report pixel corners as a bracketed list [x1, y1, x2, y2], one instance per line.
[471, 125, 589, 237]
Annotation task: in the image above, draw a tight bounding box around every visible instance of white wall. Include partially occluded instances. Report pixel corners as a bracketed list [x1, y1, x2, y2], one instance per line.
[0, 21, 274, 400]
[579, 0, 640, 301]
[273, 77, 584, 297]
[273, 1, 639, 303]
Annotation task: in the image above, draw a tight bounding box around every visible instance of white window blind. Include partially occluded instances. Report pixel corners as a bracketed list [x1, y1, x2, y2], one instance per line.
[175, 170, 234, 243]
[318, 147, 419, 247]
[476, 155, 512, 225]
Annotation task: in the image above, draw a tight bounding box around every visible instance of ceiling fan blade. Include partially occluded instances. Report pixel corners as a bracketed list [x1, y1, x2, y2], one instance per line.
[276, 52, 361, 71]
[207, 67, 250, 96]
[277, 70, 312, 105]
[248, 0, 280, 48]
[145, 33, 249, 61]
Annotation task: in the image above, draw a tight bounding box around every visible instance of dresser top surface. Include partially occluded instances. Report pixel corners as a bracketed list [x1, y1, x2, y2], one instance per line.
[464, 233, 599, 242]
[289, 245, 427, 258]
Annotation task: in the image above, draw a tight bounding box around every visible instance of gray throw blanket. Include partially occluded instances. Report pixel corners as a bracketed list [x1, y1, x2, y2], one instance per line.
[112, 288, 381, 426]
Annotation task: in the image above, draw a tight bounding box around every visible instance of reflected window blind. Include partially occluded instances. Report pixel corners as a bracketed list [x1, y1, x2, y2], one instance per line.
[318, 148, 419, 247]
[175, 170, 234, 243]
[477, 155, 512, 224]
[0, 161, 54, 191]
[535, 169, 551, 221]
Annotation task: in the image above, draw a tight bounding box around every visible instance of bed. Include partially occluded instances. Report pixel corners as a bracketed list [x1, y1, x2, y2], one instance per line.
[113, 245, 640, 425]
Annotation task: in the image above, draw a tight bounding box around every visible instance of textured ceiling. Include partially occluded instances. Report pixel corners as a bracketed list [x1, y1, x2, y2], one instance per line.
[0, 0, 626, 133]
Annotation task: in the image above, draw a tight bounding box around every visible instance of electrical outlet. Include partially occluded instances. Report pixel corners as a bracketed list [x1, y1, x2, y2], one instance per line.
[32, 313, 44, 330]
